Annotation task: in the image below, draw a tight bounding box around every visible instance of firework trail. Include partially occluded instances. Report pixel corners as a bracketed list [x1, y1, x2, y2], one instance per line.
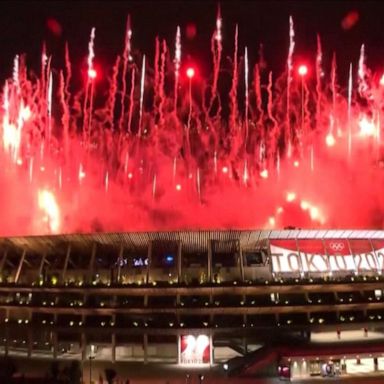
[286, 16, 295, 157]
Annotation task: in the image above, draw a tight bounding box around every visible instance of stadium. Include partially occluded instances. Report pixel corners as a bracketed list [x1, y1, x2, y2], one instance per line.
[1, 0, 384, 382]
[1, 229, 384, 382]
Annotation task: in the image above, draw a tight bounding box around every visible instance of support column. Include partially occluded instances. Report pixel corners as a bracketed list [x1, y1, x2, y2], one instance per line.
[177, 241, 182, 283]
[62, 244, 71, 283]
[88, 243, 97, 283]
[0, 250, 7, 275]
[207, 240, 212, 283]
[117, 244, 124, 284]
[4, 327, 8, 356]
[111, 314, 117, 363]
[111, 333, 116, 363]
[143, 334, 148, 364]
[242, 335, 248, 355]
[38, 253, 46, 281]
[334, 291, 339, 302]
[333, 292, 340, 320]
[52, 331, 58, 359]
[53, 312, 58, 350]
[27, 328, 32, 358]
[81, 332, 86, 361]
[239, 240, 245, 282]
[15, 249, 26, 284]
[146, 241, 152, 284]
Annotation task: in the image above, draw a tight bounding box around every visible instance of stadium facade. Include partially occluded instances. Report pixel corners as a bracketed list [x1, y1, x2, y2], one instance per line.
[1, 229, 384, 380]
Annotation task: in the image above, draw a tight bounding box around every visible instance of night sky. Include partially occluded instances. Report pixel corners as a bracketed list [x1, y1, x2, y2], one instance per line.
[0, 1, 383, 84]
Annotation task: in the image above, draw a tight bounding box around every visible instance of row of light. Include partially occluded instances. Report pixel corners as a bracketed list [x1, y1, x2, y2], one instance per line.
[4, 317, 382, 328]
[4, 290, 382, 308]
[5, 273, 384, 288]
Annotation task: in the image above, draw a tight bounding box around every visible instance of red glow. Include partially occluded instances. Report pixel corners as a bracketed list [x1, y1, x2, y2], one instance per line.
[185, 23, 197, 40]
[380, 74, 384, 87]
[341, 10, 359, 30]
[298, 65, 308, 77]
[46, 18, 62, 37]
[326, 133, 336, 147]
[88, 68, 97, 79]
[186, 67, 195, 79]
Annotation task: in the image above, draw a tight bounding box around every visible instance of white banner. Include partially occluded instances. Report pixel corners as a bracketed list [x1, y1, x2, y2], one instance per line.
[270, 239, 384, 274]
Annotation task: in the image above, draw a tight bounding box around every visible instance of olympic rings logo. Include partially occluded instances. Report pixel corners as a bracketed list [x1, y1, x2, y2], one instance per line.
[329, 242, 345, 252]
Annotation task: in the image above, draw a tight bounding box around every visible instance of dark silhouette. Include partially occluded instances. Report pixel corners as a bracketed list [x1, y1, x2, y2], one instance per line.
[66, 361, 81, 384]
[104, 368, 117, 384]
[50, 361, 60, 383]
[0, 357, 17, 382]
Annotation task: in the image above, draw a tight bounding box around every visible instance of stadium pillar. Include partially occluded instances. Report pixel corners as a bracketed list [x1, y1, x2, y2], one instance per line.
[239, 240, 245, 282]
[38, 252, 46, 281]
[147, 241, 152, 284]
[0, 250, 7, 275]
[117, 244, 124, 284]
[52, 331, 58, 359]
[207, 241, 212, 283]
[111, 333, 116, 363]
[81, 332, 87, 361]
[27, 328, 32, 358]
[177, 241, 182, 320]
[15, 249, 26, 283]
[4, 327, 9, 356]
[242, 336, 247, 355]
[177, 241, 182, 283]
[89, 243, 97, 283]
[143, 334, 148, 364]
[62, 244, 71, 283]
[333, 292, 340, 319]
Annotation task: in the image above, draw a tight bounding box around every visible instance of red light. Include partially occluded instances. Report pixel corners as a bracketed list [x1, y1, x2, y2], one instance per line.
[186, 67, 195, 79]
[341, 10, 359, 30]
[298, 65, 308, 77]
[185, 23, 197, 40]
[326, 133, 336, 147]
[380, 74, 384, 87]
[46, 18, 62, 37]
[88, 68, 97, 79]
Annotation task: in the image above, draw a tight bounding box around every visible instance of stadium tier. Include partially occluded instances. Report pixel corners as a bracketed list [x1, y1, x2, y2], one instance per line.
[1, 229, 384, 380]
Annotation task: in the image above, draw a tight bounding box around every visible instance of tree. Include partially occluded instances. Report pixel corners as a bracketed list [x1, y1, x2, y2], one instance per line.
[104, 368, 117, 384]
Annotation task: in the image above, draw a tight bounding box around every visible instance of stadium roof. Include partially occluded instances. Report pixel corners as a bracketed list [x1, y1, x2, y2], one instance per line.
[1, 229, 384, 254]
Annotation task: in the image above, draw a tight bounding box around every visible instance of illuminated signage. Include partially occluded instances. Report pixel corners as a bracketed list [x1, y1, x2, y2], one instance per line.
[179, 334, 210, 365]
[270, 239, 384, 274]
[133, 257, 148, 267]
